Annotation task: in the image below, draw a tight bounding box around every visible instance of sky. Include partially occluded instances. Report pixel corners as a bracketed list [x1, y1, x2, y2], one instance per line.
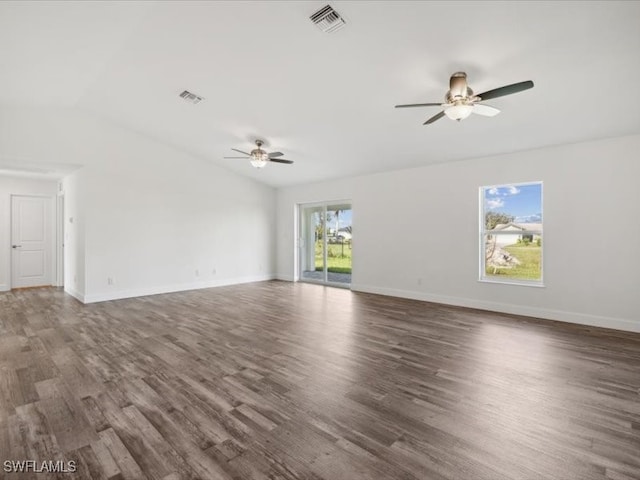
[484, 183, 542, 223]
[334, 209, 352, 228]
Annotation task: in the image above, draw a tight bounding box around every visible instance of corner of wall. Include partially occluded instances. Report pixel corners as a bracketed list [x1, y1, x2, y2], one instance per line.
[64, 285, 86, 303]
[276, 274, 295, 282]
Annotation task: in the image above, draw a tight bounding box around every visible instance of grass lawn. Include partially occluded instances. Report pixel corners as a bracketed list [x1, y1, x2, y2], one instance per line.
[315, 241, 352, 274]
[486, 245, 541, 280]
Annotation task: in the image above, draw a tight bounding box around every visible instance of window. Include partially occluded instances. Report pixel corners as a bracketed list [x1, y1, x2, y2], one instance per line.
[480, 182, 543, 285]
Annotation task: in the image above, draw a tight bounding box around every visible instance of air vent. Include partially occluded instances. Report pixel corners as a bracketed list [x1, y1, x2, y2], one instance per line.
[179, 90, 204, 104]
[310, 4, 346, 34]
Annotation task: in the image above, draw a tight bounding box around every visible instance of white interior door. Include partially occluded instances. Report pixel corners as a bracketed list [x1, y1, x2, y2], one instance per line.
[11, 195, 53, 288]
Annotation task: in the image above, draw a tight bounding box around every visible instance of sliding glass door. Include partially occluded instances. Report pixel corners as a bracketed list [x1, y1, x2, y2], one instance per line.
[299, 202, 352, 286]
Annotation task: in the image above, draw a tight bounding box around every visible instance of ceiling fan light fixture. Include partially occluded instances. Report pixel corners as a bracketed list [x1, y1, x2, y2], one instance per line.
[250, 149, 269, 168]
[444, 103, 473, 121]
[250, 159, 268, 168]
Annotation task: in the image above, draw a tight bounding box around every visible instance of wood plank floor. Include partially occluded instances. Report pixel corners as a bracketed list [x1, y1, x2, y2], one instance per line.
[1, 281, 639, 480]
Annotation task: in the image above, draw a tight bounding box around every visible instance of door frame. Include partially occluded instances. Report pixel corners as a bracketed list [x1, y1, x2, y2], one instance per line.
[56, 192, 64, 287]
[9, 194, 59, 289]
[297, 199, 352, 289]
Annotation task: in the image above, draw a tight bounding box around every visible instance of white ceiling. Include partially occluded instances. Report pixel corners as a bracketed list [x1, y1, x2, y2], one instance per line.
[1, 1, 639, 187]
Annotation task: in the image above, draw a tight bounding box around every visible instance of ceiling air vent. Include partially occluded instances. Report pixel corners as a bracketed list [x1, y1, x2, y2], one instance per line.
[310, 4, 346, 34]
[179, 90, 204, 104]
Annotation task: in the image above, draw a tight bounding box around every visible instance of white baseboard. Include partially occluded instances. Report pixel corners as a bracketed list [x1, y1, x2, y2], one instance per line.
[64, 286, 86, 303]
[2, 284, 67, 294]
[350, 283, 640, 334]
[82, 274, 276, 304]
[276, 273, 295, 282]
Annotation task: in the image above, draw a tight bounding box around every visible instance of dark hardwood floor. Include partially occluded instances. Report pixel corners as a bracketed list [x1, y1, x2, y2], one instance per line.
[1, 281, 639, 480]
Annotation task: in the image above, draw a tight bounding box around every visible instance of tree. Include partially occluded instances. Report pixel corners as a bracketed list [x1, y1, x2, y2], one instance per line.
[484, 211, 515, 265]
[485, 211, 515, 230]
[315, 211, 333, 241]
[328, 208, 342, 237]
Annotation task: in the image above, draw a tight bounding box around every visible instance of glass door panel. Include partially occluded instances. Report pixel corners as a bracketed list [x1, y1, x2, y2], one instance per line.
[325, 204, 352, 285]
[300, 205, 326, 282]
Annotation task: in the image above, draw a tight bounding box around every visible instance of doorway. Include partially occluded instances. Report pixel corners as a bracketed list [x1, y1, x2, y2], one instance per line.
[299, 201, 352, 286]
[11, 195, 54, 289]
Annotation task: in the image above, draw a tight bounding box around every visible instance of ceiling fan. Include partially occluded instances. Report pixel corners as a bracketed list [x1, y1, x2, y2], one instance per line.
[224, 140, 294, 168]
[395, 72, 534, 125]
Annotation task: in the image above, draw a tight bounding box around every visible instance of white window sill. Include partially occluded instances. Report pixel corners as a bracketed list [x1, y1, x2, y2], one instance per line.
[479, 278, 545, 288]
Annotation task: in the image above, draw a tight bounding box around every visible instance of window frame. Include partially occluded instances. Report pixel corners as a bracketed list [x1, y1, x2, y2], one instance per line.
[479, 181, 544, 287]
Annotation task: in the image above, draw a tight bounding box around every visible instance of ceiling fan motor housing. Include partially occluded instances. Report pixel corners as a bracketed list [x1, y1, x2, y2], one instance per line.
[448, 72, 473, 102]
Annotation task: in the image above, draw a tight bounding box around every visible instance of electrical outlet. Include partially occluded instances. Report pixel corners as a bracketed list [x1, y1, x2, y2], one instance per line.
[417, 278, 422, 286]
[195, 269, 200, 277]
[212, 268, 216, 275]
[107, 277, 114, 285]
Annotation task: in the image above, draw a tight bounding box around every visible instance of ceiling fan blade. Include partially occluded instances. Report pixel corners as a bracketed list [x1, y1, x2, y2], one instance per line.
[269, 158, 294, 164]
[395, 102, 442, 108]
[268, 151, 284, 158]
[231, 148, 251, 155]
[476, 80, 534, 101]
[472, 104, 500, 117]
[223, 156, 249, 159]
[424, 111, 445, 125]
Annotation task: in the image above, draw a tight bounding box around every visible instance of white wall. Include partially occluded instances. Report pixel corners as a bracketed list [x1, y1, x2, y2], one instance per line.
[62, 170, 85, 300]
[79, 154, 275, 303]
[1, 107, 276, 303]
[0, 176, 58, 291]
[277, 134, 640, 332]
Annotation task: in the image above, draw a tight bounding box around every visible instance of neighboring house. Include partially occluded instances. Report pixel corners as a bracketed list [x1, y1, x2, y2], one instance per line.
[490, 223, 542, 246]
[328, 228, 352, 244]
[337, 228, 352, 241]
